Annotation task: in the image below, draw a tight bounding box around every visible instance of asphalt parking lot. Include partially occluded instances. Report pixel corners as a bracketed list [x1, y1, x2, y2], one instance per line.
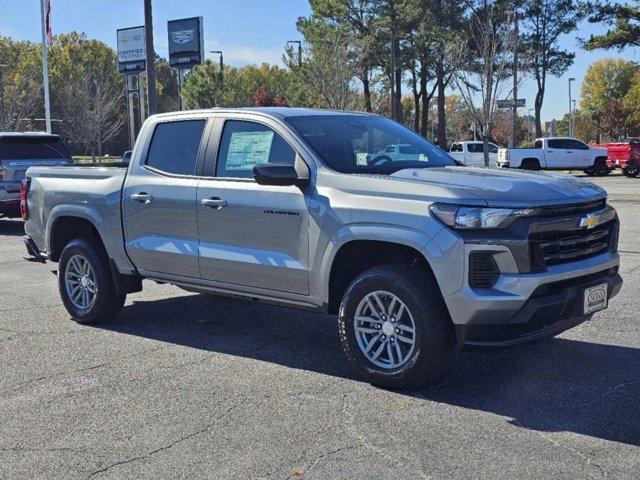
[1, 173, 639, 479]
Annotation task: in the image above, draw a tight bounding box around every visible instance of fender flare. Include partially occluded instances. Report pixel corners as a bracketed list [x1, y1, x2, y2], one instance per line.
[315, 223, 439, 302]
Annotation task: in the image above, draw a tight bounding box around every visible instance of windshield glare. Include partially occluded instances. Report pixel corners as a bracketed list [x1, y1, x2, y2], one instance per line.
[286, 114, 455, 174]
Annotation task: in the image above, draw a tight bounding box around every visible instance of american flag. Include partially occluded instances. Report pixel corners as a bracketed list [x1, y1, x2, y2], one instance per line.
[44, 0, 53, 46]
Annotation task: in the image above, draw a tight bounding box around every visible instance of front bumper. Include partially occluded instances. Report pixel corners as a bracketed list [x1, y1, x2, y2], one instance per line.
[453, 265, 622, 346]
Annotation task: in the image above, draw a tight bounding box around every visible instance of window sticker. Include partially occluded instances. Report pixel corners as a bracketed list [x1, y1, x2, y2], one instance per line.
[225, 131, 274, 170]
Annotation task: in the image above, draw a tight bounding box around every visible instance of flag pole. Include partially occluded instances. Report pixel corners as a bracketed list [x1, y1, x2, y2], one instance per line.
[40, 0, 52, 133]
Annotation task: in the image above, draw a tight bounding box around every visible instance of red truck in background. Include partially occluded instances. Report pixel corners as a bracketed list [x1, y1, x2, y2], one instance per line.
[607, 139, 640, 178]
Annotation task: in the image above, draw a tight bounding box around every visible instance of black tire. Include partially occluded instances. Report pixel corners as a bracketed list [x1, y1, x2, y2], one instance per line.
[593, 158, 611, 176]
[622, 162, 639, 178]
[583, 168, 596, 176]
[58, 238, 126, 324]
[338, 264, 455, 390]
[521, 159, 540, 171]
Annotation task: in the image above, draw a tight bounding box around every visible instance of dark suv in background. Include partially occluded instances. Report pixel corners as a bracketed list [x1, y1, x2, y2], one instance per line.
[0, 132, 71, 218]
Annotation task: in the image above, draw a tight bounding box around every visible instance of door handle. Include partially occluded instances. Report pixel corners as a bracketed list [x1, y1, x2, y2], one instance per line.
[566, 150, 573, 153]
[201, 197, 227, 209]
[130, 193, 153, 204]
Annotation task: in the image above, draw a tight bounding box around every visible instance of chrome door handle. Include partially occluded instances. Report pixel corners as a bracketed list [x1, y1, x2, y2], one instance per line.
[201, 197, 227, 209]
[130, 193, 153, 204]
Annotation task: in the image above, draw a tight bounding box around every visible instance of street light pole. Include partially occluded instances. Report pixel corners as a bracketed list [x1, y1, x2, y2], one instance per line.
[286, 40, 302, 67]
[511, 11, 519, 148]
[144, 0, 158, 116]
[568, 77, 575, 137]
[0, 64, 6, 129]
[209, 50, 223, 78]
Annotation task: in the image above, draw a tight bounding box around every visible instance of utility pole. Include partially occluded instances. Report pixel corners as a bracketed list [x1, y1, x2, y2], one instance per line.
[39, 0, 52, 133]
[511, 12, 518, 148]
[568, 77, 575, 137]
[144, 0, 157, 116]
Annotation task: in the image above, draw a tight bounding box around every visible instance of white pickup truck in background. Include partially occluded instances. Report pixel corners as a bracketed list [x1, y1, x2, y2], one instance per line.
[449, 141, 500, 167]
[497, 137, 610, 175]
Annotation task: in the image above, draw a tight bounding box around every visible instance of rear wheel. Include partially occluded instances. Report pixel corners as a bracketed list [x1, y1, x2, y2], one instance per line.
[593, 158, 611, 176]
[521, 159, 540, 171]
[58, 238, 126, 324]
[338, 264, 455, 390]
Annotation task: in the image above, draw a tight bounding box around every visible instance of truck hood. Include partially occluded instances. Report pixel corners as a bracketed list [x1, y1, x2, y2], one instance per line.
[390, 167, 606, 207]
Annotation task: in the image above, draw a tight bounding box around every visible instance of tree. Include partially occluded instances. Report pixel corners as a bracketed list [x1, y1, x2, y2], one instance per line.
[521, 0, 582, 137]
[454, 0, 518, 164]
[286, 21, 360, 110]
[49, 33, 125, 158]
[306, 0, 379, 112]
[182, 61, 299, 110]
[580, 58, 639, 113]
[156, 58, 180, 113]
[583, 1, 640, 50]
[430, 0, 469, 147]
[623, 72, 640, 135]
[0, 37, 43, 131]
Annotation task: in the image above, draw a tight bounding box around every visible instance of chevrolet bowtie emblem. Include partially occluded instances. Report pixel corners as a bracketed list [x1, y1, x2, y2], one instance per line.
[579, 213, 600, 229]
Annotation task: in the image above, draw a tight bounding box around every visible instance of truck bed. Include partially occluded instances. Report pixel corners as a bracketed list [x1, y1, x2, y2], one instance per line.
[24, 165, 131, 272]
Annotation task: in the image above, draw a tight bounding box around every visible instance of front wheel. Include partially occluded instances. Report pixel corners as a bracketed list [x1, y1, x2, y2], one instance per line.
[338, 264, 455, 390]
[58, 238, 126, 324]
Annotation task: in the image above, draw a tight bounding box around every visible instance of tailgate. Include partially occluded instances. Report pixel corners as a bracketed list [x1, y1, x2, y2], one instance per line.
[1, 159, 68, 193]
[607, 144, 631, 161]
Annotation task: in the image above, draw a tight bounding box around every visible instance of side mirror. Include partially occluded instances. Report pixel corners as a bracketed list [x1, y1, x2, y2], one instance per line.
[253, 163, 309, 187]
[253, 155, 310, 187]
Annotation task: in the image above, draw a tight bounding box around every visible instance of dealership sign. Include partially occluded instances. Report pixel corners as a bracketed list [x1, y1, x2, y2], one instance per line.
[117, 26, 146, 74]
[168, 17, 204, 69]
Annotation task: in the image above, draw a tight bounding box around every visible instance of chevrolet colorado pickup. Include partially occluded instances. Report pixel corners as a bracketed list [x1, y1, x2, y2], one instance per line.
[497, 137, 609, 175]
[22, 108, 622, 389]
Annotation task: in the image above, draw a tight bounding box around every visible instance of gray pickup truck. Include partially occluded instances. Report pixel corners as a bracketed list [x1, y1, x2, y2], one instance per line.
[22, 108, 622, 389]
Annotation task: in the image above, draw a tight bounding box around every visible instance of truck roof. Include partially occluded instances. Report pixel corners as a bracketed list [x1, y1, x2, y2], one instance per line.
[150, 107, 379, 121]
[0, 131, 61, 139]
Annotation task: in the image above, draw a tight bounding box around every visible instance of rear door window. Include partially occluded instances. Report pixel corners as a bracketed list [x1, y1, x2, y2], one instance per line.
[216, 120, 296, 179]
[568, 139, 589, 150]
[467, 143, 484, 153]
[0, 136, 71, 160]
[548, 139, 569, 149]
[145, 120, 206, 176]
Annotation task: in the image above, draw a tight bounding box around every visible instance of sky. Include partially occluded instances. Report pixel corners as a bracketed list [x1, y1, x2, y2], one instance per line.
[0, 0, 637, 123]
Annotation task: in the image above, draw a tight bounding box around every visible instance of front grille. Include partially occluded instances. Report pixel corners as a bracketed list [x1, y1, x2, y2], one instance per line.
[530, 221, 614, 268]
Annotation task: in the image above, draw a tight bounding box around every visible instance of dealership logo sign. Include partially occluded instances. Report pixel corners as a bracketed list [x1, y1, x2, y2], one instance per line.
[171, 29, 195, 45]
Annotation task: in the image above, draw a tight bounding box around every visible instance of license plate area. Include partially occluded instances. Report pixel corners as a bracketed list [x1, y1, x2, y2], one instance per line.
[584, 283, 608, 314]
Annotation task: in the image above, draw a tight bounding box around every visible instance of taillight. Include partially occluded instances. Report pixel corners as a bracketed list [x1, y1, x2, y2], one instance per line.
[20, 177, 31, 220]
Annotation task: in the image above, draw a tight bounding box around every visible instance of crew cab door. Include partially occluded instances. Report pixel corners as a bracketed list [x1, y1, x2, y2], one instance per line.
[567, 139, 592, 168]
[196, 117, 310, 294]
[545, 139, 570, 168]
[122, 118, 209, 278]
[466, 142, 486, 167]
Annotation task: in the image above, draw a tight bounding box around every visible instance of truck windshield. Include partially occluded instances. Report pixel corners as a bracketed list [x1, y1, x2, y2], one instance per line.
[286, 114, 455, 174]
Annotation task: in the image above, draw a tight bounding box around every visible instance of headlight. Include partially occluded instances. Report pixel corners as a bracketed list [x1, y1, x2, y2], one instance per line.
[430, 203, 533, 229]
